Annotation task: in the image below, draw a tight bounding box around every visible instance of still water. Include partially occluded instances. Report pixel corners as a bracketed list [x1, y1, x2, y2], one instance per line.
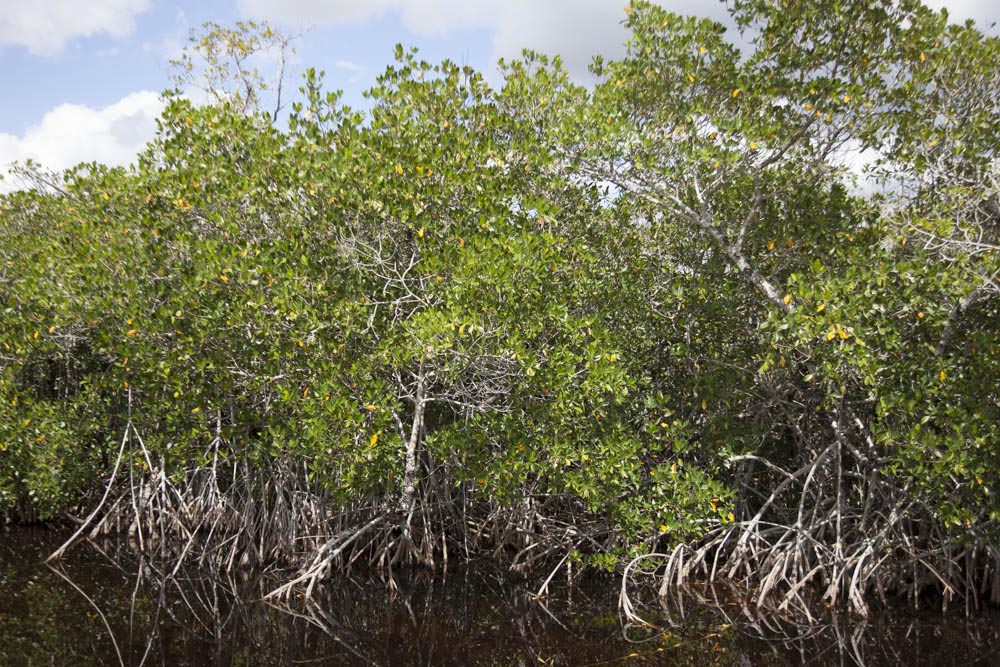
[2, 526, 999, 666]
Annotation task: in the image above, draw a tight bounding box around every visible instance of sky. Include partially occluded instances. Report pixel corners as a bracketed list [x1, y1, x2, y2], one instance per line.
[0, 0, 997, 192]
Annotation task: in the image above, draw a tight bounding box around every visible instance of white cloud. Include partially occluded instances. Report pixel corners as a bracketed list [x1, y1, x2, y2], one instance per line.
[0, 91, 165, 193]
[335, 59, 364, 72]
[0, 0, 151, 56]
[334, 59, 365, 82]
[237, 0, 735, 78]
[925, 0, 999, 31]
[237, 0, 999, 78]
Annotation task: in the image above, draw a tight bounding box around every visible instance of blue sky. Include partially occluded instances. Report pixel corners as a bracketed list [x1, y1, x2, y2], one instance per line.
[1, 0, 996, 192]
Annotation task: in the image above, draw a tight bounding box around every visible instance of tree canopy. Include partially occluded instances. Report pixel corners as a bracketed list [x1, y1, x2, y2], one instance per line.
[2, 0, 998, 615]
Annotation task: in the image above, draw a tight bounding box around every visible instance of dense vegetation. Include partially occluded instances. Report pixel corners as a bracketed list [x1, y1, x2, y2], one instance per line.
[1, 0, 998, 615]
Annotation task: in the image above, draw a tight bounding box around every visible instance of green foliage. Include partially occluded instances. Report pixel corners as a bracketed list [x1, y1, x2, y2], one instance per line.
[2, 2, 998, 602]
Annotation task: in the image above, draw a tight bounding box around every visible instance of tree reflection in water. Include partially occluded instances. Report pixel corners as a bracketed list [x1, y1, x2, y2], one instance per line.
[621, 569, 1000, 667]
[1, 527, 999, 666]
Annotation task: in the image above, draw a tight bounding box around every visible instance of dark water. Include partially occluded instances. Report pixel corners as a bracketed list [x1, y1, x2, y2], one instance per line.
[2, 527, 999, 666]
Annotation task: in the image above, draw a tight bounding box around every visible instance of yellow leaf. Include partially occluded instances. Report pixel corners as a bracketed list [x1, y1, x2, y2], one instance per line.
[701, 399, 707, 410]
[919, 52, 926, 62]
[783, 294, 793, 305]
[33, 330, 39, 339]
[417, 227, 424, 238]
[48, 326, 55, 334]
[126, 329, 137, 336]
[23, 419, 31, 427]
[827, 331, 836, 341]
[816, 303, 826, 313]
[786, 238, 793, 248]
[838, 328, 849, 339]
[395, 164, 403, 175]
[365, 404, 378, 411]
[659, 525, 669, 532]
[219, 274, 229, 282]
[732, 88, 740, 98]
[192, 407, 201, 414]
[767, 239, 775, 250]
[727, 512, 735, 521]
[370, 433, 378, 446]
[609, 353, 616, 362]
[688, 74, 695, 83]
[940, 370, 946, 382]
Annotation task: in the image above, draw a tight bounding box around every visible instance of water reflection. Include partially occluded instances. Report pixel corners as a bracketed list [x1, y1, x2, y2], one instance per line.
[2, 526, 999, 666]
[621, 576, 1000, 667]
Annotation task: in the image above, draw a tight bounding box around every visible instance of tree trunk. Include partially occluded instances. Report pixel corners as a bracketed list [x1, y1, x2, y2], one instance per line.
[399, 365, 426, 521]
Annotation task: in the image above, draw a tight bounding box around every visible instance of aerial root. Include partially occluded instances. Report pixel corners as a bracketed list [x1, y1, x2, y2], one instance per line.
[622, 506, 1000, 623]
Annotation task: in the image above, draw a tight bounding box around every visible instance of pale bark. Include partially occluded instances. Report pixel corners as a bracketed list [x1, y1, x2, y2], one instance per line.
[399, 362, 427, 520]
